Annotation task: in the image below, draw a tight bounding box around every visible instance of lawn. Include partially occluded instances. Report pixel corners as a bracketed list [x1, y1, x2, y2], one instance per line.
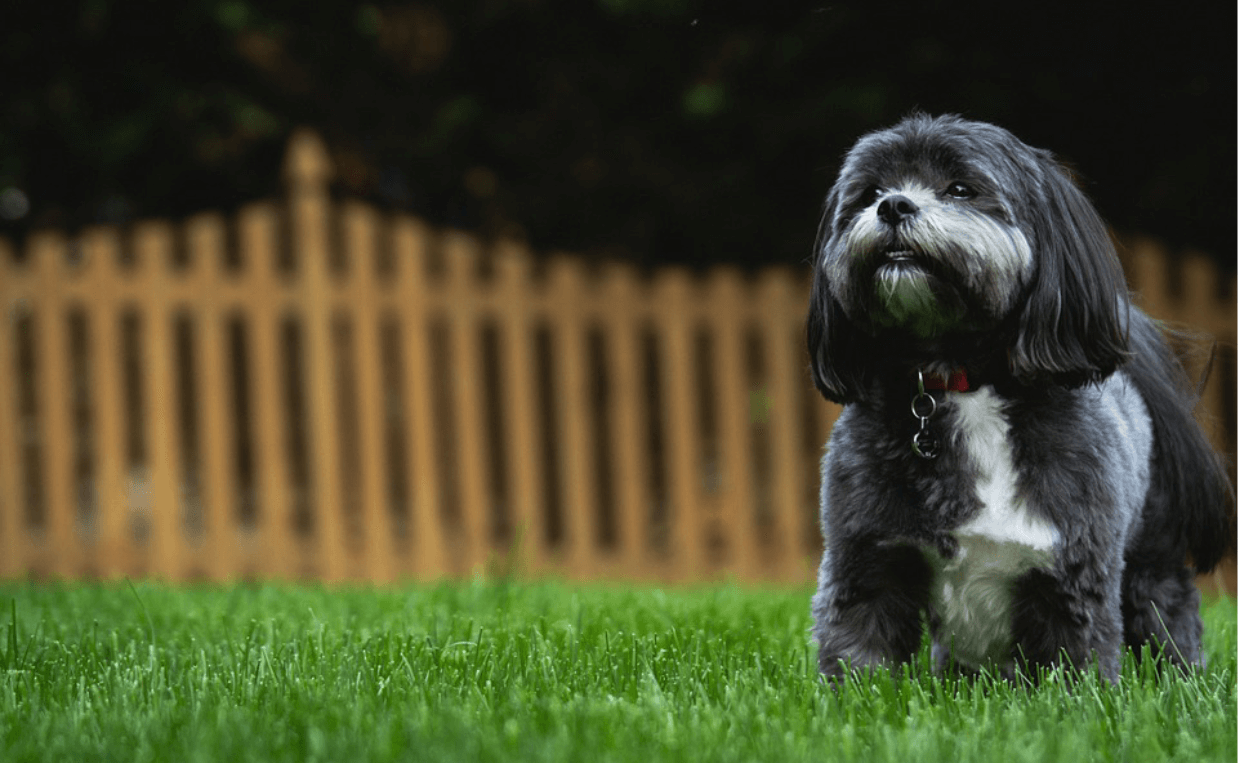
[0, 580, 1233, 762]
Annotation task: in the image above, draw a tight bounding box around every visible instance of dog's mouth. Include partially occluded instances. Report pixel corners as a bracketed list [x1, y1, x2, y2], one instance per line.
[877, 247, 931, 270]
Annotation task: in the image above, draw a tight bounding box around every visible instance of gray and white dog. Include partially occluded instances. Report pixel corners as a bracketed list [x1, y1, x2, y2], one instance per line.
[807, 113, 1232, 682]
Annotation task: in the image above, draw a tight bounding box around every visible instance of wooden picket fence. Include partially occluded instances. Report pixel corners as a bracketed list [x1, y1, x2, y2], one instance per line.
[0, 129, 1234, 591]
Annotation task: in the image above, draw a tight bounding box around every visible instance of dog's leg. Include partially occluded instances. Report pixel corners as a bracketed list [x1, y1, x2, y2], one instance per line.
[1010, 556, 1125, 683]
[812, 541, 931, 681]
[930, 639, 984, 678]
[1120, 564, 1204, 669]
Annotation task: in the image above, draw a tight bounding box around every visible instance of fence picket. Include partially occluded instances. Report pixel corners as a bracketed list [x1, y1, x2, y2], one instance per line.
[599, 261, 650, 579]
[494, 241, 546, 574]
[343, 201, 396, 583]
[0, 241, 21, 578]
[655, 269, 707, 580]
[708, 268, 759, 580]
[181, 213, 232, 580]
[31, 232, 79, 577]
[130, 222, 184, 580]
[79, 228, 129, 578]
[1181, 255, 1233, 457]
[286, 131, 349, 582]
[759, 269, 809, 582]
[441, 232, 491, 576]
[546, 257, 600, 578]
[237, 202, 295, 580]
[1129, 239, 1170, 320]
[392, 217, 447, 580]
[197, 306, 237, 579]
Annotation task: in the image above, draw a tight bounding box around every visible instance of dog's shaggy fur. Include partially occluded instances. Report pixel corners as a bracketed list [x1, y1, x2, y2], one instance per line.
[807, 114, 1233, 682]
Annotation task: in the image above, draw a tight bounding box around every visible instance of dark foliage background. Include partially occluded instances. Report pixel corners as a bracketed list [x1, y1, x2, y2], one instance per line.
[1, 1, 1232, 271]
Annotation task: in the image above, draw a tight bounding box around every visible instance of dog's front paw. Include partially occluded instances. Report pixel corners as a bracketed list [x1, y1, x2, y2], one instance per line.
[816, 641, 894, 685]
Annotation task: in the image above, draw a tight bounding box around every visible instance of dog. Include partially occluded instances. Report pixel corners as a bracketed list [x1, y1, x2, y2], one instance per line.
[806, 113, 1233, 683]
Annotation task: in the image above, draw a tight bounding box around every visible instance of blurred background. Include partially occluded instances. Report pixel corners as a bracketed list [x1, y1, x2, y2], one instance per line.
[0, 1, 1233, 589]
[1, 1, 1233, 271]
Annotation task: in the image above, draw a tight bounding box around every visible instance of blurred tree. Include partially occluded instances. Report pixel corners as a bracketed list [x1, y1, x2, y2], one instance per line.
[1, 1, 1232, 270]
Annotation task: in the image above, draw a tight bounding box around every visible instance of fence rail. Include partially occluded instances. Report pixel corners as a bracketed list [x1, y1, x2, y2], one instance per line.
[1, 130, 1234, 591]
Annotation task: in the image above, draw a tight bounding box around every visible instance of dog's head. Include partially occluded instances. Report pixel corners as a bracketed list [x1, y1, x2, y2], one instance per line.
[807, 113, 1130, 403]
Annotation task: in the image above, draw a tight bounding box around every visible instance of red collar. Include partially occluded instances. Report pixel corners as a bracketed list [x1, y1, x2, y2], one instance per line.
[920, 368, 971, 393]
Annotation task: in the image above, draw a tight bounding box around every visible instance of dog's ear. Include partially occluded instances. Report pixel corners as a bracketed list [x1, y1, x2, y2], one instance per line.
[1008, 159, 1130, 386]
[807, 267, 862, 403]
[807, 190, 869, 404]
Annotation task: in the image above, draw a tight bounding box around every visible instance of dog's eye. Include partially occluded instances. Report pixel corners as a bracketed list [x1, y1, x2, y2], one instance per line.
[858, 185, 882, 207]
[945, 182, 976, 200]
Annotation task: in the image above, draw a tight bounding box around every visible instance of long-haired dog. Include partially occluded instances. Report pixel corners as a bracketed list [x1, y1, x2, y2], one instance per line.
[807, 114, 1233, 682]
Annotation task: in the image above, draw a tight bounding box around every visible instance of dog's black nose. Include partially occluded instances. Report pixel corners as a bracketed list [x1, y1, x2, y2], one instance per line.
[877, 194, 918, 226]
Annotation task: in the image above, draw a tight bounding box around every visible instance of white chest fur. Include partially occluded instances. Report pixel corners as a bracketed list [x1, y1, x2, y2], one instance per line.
[929, 386, 1059, 667]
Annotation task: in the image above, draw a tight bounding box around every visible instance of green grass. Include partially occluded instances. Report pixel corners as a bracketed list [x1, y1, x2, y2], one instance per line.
[0, 581, 1233, 763]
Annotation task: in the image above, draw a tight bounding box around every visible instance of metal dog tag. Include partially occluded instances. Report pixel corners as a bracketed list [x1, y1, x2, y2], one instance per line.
[911, 370, 939, 459]
[912, 429, 939, 459]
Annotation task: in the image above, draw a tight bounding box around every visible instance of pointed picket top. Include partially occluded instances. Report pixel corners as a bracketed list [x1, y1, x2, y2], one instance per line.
[283, 128, 334, 191]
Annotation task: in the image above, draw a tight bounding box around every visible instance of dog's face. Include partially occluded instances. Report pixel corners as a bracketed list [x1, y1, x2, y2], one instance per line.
[808, 114, 1130, 402]
[821, 127, 1034, 338]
